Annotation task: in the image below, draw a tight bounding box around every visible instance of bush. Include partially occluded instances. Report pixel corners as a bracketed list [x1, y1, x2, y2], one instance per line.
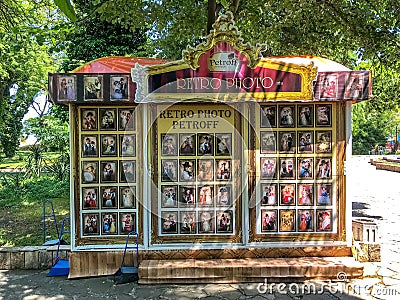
[0, 175, 69, 208]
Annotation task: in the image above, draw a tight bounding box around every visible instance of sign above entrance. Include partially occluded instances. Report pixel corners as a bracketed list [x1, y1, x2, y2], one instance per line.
[132, 12, 317, 102]
[208, 51, 240, 72]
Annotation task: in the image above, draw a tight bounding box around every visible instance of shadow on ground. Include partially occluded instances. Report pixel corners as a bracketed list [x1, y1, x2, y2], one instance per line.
[352, 202, 382, 219]
[0, 270, 368, 300]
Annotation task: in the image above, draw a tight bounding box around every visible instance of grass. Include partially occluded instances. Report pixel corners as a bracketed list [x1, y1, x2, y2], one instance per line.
[0, 151, 70, 247]
[0, 197, 70, 246]
[0, 151, 61, 169]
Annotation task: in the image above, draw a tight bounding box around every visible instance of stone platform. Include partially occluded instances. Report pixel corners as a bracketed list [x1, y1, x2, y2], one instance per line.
[138, 257, 364, 284]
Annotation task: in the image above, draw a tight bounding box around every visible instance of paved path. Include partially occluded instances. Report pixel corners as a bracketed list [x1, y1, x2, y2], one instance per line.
[1, 155, 400, 300]
[350, 156, 400, 263]
[348, 155, 400, 300]
[0, 268, 372, 299]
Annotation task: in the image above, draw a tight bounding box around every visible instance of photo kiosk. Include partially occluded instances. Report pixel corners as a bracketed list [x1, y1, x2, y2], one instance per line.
[48, 13, 372, 281]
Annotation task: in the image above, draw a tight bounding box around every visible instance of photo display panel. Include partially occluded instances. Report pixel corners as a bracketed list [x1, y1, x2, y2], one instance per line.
[156, 104, 238, 239]
[79, 106, 139, 238]
[257, 103, 336, 236]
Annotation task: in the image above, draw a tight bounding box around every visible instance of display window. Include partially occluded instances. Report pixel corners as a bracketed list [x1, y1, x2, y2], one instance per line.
[153, 104, 240, 242]
[253, 102, 337, 240]
[77, 106, 140, 242]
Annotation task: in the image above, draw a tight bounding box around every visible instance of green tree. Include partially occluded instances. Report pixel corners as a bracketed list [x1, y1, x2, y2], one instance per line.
[59, 0, 150, 72]
[23, 107, 70, 179]
[352, 101, 394, 154]
[0, 33, 53, 157]
[86, 1, 397, 67]
[23, 114, 69, 153]
[0, 0, 71, 158]
[50, 0, 400, 155]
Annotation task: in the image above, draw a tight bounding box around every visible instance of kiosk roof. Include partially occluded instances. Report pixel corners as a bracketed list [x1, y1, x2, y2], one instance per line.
[72, 55, 350, 74]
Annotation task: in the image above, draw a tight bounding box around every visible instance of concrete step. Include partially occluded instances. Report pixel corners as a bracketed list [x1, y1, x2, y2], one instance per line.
[138, 257, 363, 284]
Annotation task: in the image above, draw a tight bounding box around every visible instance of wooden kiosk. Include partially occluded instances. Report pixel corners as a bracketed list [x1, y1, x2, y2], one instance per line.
[49, 13, 372, 282]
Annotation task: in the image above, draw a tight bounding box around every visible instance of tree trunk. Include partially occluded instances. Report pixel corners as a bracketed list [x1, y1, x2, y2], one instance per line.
[207, 0, 217, 33]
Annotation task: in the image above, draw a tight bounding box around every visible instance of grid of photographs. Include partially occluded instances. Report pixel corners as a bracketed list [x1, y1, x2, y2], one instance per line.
[159, 132, 234, 235]
[56, 74, 130, 103]
[259, 103, 334, 234]
[80, 107, 138, 237]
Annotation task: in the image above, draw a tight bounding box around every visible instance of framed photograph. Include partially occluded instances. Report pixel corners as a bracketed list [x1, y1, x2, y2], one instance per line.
[345, 73, 364, 100]
[279, 157, 295, 180]
[179, 134, 196, 156]
[110, 75, 129, 100]
[161, 211, 178, 234]
[82, 213, 99, 236]
[100, 161, 117, 183]
[216, 159, 231, 180]
[216, 210, 233, 233]
[161, 159, 178, 182]
[315, 131, 332, 153]
[82, 135, 98, 157]
[280, 183, 295, 206]
[161, 134, 178, 156]
[120, 160, 136, 183]
[298, 209, 314, 232]
[100, 134, 117, 157]
[317, 184, 332, 205]
[298, 184, 314, 206]
[180, 211, 196, 234]
[198, 211, 214, 234]
[99, 108, 117, 130]
[82, 187, 98, 209]
[260, 157, 277, 179]
[58, 75, 76, 101]
[120, 212, 136, 235]
[197, 159, 214, 181]
[298, 131, 313, 154]
[261, 209, 278, 232]
[260, 131, 276, 154]
[315, 104, 332, 127]
[101, 186, 117, 208]
[179, 159, 195, 181]
[119, 134, 136, 157]
[84, 75, 103, 100]
[279, 209, 296, 232]
[118, 108, 135, 131]
[81, 108, 97, 130]
[298, 158, 313, 179]
[278, 105, 295, 128]
[316, 158, 332, 179]
[179, 186, 196, 207]
[260, 105, 277, 128]
[161, 185, 178, 208]
[198, 134, 214, 155]
[82, 161, 98, 184]
[316, 209, 333, 231]
[297, 104, 313, 127]
[279, 131, 295, 153]
[261, 183, 277, 206]
[216, 185, 231, 206]
[119, 186, 136, 209]
[101, 212, 117, 235]
[319, 74, 338, 99]
[198, 185, 214, 206]
[215, 133, 232, 156]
